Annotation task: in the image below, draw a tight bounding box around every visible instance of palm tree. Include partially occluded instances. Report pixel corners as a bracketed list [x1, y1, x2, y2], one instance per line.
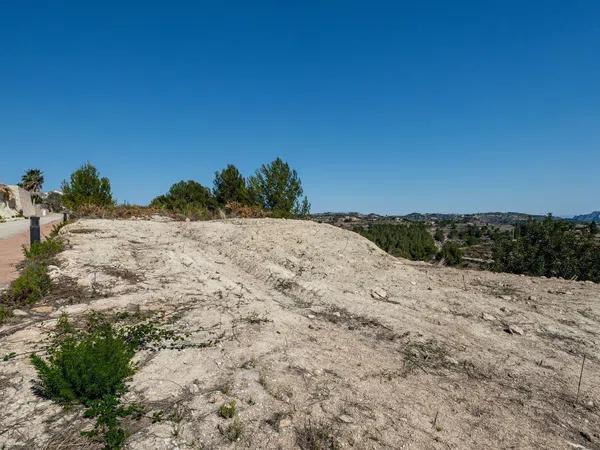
[18, 169, 44, 193]
[18, 169, 44, 205]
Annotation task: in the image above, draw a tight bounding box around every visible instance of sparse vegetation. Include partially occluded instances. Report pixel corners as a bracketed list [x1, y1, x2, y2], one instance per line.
[2, 263, 51, 305]
[0, 305, 11, 324]
[436, 241, 463, 266]
[218, 400, 237, 419]
[296, 420, 341, 450]
[223, 417, 243, 442]
[23, 236, 64, 262]
[30, 313, 179, 449]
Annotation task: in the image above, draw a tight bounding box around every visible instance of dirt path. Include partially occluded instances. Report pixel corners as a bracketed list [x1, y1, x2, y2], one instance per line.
[0, 219, 62, 287]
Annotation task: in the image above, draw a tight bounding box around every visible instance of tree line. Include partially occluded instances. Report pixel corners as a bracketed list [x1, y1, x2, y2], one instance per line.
[492, 215, 600, 282]
[22, 158, 309, 219]
[149, 158, 310, 218]
[354, 223, 438, 261]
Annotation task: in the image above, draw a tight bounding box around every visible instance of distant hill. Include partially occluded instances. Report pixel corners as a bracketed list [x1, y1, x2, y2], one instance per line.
[573, 211, 600, 222]
[312, 211, 547, 226]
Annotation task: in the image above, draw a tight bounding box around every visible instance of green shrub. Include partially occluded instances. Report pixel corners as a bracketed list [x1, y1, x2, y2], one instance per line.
[150, 180, 217, 217]
[219, 400, 237, 419]
[437, 242, 463, 266]
[0, 305, 11, 324]
[23, 237, 63, 261]
[31, 322, 135, 404]
[4, 263, 51, 304]
[31, 314, 179, 449]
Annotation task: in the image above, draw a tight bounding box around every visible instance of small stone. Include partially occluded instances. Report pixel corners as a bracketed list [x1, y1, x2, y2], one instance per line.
[528, 295, 537, 301]
[12, 309, 28, 317]
[586, 400, 595, 409]
[307, 314, 316, 319]
[505, 324, 524, 335]
[333, 311, 341, 317]
[445, 356, 459, 366]
[278, 418, 292, 429]
[500, 295, 512, 301]
[580, 431, 592, 442]
[338, 414, 354, 423]
[371, 288, 388, 300]
[410, 281, 417, 286]
[31, 306, 54, 314]
[482, 313, 496, 321]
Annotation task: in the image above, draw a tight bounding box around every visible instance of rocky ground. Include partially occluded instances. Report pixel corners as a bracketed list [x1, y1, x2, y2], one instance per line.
[1, 218, 599, 449]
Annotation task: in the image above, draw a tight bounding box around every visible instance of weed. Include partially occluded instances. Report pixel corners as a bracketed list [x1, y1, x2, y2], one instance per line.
[2, 263, 51, 305]
[31, 323, 135, 403]
[403, 339, 450, 374]
[266, 411, 290, 431]
[0, 305, 11, 324]
[23, 237, 63, 262]
[2, 352, 16, 362]
[218, 400, 237, 419]
[30, 314, 176, 449]
[151, 411, 164, 423]
[296, 420, 341, 450]
[241, 311, 272, 324]
[223, 417, 243, 442]
[241, 357, 257, 369]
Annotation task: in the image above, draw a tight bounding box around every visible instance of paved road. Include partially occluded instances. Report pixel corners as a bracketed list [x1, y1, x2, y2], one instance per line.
[0, 214, 63, 288]
[0, 214, 63, 240]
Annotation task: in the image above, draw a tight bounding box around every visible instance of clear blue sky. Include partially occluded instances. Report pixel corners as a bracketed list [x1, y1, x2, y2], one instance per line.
[1, 1, 599, 216]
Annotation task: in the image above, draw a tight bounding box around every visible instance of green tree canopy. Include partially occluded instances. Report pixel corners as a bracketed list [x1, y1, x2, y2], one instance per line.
[355, 223, 437, 261]
[213, 164, 249, 205]
[61, 163, 113, 209]
[150, 180, 216, 215]
[492, 216, 600, 282]
[247, 158, 309, 218]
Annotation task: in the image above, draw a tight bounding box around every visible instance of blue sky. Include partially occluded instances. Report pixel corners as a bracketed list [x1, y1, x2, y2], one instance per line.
[1, 1, 598, 215]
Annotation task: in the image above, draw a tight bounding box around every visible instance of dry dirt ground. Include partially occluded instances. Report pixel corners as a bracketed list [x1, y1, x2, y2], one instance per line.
[1, 218, 599, 449]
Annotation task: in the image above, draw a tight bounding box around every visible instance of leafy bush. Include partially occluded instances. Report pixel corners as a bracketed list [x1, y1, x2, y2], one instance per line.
[3, 263, 51, 305]
[150, 180, 217, 218]
[30, 313, 182, 449]
[218, 400, 237, 419]
[296, 420, 340, 450]
[355, 223, 437, 261]
[0, 305, 11, 324]
[23, 237, 63, 262]
[62, 163, 114, 210]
